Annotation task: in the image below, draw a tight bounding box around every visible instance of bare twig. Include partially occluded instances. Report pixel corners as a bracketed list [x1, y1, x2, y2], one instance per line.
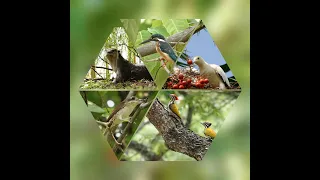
[90, 67, 104, 79]
[98, 55, 109, 64]
[113, 100, 152, 153]
[91, 66, 113, 71]
[185, 105, 194, 128]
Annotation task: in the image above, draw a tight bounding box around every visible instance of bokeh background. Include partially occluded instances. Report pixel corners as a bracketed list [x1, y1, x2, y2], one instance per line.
[70, 0, 250, 179]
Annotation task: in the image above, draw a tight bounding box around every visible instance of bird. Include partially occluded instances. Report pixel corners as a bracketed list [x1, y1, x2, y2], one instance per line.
[96, 96, 146, 145]
[193, 56, 231, 90]
[167, 94, 181, 119]
[201, 122, 216, 140]
[140, 34, 178, 75]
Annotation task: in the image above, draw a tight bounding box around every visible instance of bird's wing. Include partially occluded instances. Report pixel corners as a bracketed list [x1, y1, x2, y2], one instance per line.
[159, 43, 178, 62]
[210, 64, 231, 87]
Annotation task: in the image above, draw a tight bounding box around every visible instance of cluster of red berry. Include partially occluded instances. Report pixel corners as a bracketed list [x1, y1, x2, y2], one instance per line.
[167, 73, 209, 89]
[194, 76, 209, 88]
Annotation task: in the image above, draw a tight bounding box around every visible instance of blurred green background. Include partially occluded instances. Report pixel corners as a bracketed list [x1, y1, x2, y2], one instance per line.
[70, 0, 249, 179]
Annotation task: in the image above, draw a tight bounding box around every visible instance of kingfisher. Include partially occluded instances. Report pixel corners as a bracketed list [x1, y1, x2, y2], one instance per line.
[168, 94, 181, 119]
[201, 122, 216, 140]
[140, 34, 178, 75]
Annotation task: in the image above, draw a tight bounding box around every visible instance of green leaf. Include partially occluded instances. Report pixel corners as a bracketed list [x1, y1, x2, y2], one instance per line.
[121, 19, 140, 44]
[152, 20, 163, 27]
[162, 19, 189, 35]
[135, 30, 152, 47]
[147, 27, 170, 37]
[87, 101, 106, 113]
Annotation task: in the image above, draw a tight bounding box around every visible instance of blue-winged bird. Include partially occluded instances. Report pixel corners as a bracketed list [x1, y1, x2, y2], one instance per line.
[140, 34, 178, 76]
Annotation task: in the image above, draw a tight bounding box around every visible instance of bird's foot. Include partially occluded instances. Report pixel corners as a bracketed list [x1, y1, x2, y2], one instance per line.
[107, 126, 122, 145]
[96, 120, 110, 128]
[112, 134, 122, 145]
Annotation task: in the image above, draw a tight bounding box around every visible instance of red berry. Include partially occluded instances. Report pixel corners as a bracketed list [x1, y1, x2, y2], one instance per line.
[187, 59, 193, 65]
[200, 79, 205, 84]
[196, 82, 201, 88]
[199, 84, 205, 88]
[186, 79, 192, 84]
[179, 85, 185, 89]
[178, 74, 184, 80]
[204, 79, 209, 83]
[182, 81, 187, 86]
[167, 81, 172, 86]
[173, 84, 179, 89]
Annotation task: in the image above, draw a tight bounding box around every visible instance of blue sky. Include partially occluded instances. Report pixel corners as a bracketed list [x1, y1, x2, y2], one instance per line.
[183, 29, 234, 78]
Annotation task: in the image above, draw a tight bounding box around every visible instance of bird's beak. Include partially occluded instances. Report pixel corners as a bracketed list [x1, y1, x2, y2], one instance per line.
[140, 38, 152, 45]
[200, 122, 205, 127]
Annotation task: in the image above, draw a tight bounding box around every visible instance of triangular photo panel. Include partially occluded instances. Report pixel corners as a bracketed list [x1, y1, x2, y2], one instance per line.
[120, 90, 241, 161]
[162, 20, 241, 90]
[79, 25, 156, 90]
[79, 90, 158, 159]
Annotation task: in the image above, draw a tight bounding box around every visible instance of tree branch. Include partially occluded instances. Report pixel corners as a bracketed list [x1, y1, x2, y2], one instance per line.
[137, 24, 206, 57]
[90, 67, 104, 79]
[146, 98, 212, 161]
[112, 100, 151, 153]
[185, 105, 194, 128]
[91, 65, 113, 71]
[128, 141, 163, 161]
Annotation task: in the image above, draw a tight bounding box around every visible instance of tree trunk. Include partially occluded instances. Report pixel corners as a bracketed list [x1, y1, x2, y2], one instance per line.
[146, 98, 212, 161]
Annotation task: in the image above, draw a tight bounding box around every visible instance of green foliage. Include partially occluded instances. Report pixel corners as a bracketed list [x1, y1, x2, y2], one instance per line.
[87, 101, 105, 113]
[162, 19, 189, 35]
[121, 90, 240, 161]
[135, 30, 152, 47]
[79, 79, 157, 90]
[120, 19, 140, 44]
[71, 0, 250, 178]
[135, 19, 198, 89]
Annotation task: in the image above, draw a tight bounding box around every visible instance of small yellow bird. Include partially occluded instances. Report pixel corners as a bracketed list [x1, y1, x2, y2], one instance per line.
[201, 122, 216, 139]
[168, 94, 181, 119]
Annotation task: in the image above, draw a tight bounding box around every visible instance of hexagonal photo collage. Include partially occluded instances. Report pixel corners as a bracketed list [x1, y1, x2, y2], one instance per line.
[78, 19, 241, 161]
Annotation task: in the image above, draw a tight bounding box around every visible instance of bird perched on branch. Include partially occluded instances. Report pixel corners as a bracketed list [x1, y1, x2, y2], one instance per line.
[168, 94, 181, 119]
[140, 34, 178, 76]
[193, 56, 231, 90]
[201, 122, 216, 140]
[96, 96, 145, 145]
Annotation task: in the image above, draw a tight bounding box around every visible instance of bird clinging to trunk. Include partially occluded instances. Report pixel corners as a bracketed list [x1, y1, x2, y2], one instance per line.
[193, 56, 231, 90]
[168, 94, 181, 119]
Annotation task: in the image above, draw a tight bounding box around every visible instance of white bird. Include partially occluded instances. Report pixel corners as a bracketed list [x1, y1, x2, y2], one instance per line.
[193, 56, 231, 90]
